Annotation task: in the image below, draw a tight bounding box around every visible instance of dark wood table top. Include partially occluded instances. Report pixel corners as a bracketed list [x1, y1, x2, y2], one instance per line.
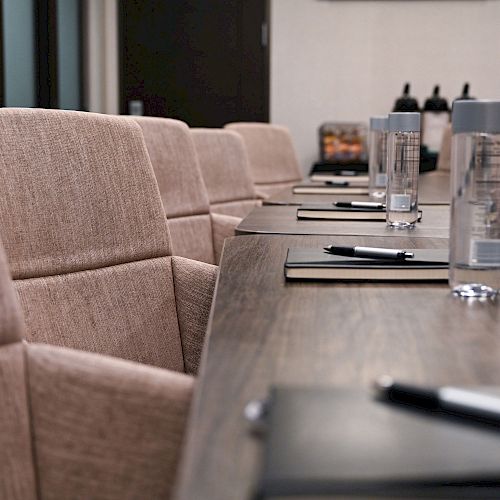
[236, 204, 450, 239]
[264, 171, 450, 206]
[175, 234, 500, 500]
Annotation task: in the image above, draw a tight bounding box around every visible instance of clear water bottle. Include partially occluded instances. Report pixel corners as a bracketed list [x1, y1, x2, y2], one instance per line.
[449, 100, 500, 297]
[368, 116, 388, 200]
[386, 112, 421, 228]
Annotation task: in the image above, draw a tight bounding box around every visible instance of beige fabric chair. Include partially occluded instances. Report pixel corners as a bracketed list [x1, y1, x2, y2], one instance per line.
[191, 128, 262, 218]
[131, 117, 238, 264]
[0, 108, 216, 375]
[224, 122, 303, 198]
[437, 123, 452, 171]
[0, 238, 194, 500]
[0, 236, 35, 500]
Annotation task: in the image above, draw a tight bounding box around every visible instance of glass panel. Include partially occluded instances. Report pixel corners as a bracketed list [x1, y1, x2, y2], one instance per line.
[57, 0, 81, 110]
[2, 0, 36, 107]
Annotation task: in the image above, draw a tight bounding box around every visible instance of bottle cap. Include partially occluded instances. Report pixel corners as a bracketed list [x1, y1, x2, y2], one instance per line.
[392, 83, 420, 112]
[388, 112, 421, 132]
[370, 116, 389, 131]
[423, 85, 449, 112]
[454, 83, 475, 102]
[452, 100, 500, 134]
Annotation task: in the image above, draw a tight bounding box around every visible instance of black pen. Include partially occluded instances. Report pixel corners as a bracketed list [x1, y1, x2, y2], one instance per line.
[375, 375, 500, 426]
[325, 181, 349, 186]
[334, 201, 385, 210]
[323, 245, 414, 260]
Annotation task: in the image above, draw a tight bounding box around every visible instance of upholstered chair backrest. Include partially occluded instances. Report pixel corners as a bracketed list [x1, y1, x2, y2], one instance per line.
[132, 117, 216, 264]
[0, 239, 25, 348]
[0, 240, 37, 500]
[0, 231, 196, 499]
[191, 128, 261, 218]
[0, 108, 185, 372]
[225, 122, 303, 197]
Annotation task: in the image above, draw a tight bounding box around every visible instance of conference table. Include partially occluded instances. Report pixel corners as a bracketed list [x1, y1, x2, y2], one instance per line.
[264, 171, 450, 206]
[236, 204, 450, 239]
[175, 235, 500, 500]
[238, 172, 450, 239]
[174, 170, 500, 500]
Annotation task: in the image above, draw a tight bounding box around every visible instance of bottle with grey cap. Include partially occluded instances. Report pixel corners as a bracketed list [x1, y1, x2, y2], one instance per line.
[386, 112, 421, 228]
[449, 100, 500, 297]
[368, 116, 389, 199]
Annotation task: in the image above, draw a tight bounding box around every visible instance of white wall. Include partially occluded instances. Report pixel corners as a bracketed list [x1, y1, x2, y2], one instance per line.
[270, 0, 500, 174]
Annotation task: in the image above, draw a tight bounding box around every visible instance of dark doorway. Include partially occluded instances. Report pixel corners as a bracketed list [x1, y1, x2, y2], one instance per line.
[36, 0, 58, 109]
[119, 0, 269, 126]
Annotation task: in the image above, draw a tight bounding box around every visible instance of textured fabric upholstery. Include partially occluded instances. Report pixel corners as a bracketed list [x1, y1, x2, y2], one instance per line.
[171, 256, 217, 374]
[0, 343, 37, 500]
[132, 117, 217, 264]
[437, 124, 452, 171]
[210, 199, 262, 218]
[0, 108, 214, 374]
[224, 122, 303, 194]
[0, 241, 37, 500]
[0, 108, 171, 279]
[253, 180, 299, 199]
[191, 128, 261, 218]
[0, 231, 196, 499]
[210, 213, 240, 263]
[254, 187, 271, 200]
[0, 243, 25, 347]
[16, 258, 184, 371]
[167, 214, 216, 264]
[28, 344, 193, 500]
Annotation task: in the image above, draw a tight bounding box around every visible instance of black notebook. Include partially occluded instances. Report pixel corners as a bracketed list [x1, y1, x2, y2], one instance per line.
[297, 204, 386, 221]
[297, 205, 423, 222]
[293, 184, 370, 195]
[284, 248, 448, 281]
[255, 386, 500, 499]
[309, 173, 369, 185]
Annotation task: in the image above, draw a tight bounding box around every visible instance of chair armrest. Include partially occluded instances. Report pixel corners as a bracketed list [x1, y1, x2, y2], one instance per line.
[171, 256, 218, 374]
[0, 343, 37, 500]
[210, 212, 242, 263]
[26, 343, 194, 500]
[254, 188, 269, 200]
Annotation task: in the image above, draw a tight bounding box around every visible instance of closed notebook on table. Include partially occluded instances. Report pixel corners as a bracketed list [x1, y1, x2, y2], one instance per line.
[297, 204, 386, 221]
[309, 173, 369, 185]
[255, 386, 500, 499]
[284, 248, 448, 281]
[293, 184, 369, 195]
[296, 205, 422, 222]
[310, 162, 368, 175]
